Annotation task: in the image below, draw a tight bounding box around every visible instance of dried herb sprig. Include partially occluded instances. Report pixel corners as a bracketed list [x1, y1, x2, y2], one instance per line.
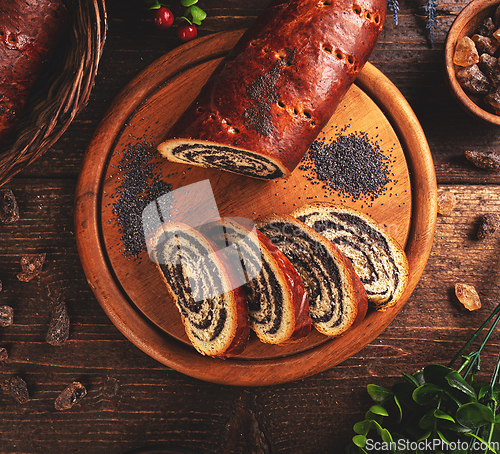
[346, 303, 500, 453]
[387, 0, 400, 26]
[422, 0, 439, 47]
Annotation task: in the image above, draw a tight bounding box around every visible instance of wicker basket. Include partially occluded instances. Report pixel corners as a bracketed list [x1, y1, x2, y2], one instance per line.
[0, 0, 107, 187]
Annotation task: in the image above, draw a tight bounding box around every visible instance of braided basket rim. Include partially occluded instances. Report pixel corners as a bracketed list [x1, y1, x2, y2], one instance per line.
[0, 0, 107, 187]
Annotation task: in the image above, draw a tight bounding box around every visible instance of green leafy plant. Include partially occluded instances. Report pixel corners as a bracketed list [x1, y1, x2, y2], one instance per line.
[179, 0, 207, 26]
[346, 303, 500, 454]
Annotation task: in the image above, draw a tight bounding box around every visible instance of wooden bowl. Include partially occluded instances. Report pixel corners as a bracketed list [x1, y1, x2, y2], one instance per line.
[0, 0, 107, 187]
[444, 0, 500, 125]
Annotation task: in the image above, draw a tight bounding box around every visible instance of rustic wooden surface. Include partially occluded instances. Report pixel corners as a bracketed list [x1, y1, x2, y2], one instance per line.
[0, 0, 498, 452]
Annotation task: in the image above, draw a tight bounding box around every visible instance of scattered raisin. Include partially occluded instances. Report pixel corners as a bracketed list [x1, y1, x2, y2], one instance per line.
[0, 189, 19, 224]
[477, 213, 500, 239]
[465, 149, 500, 170]
[46, 303, 70, 346]
[54, 382, 87, 411]
[4, 376, 29, 404]
[0, 347, 8, 362]
[437, 191, 457, 215]
[17, 253, 46, 282]
[0, 305, 13, 327]
[455, 283, 481, 311]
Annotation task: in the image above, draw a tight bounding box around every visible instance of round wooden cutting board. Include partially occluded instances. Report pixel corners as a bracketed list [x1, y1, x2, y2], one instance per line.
[75, 29, 437, 386]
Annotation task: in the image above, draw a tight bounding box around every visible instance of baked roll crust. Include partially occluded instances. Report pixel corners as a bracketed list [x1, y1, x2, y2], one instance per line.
[0, 0, 69, 145]
[158, 0, 386, 179]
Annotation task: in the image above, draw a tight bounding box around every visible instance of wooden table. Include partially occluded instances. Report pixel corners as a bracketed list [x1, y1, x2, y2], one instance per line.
[1, 0, 499, 452]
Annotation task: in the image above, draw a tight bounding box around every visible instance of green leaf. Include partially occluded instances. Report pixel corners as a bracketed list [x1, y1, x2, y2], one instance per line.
[434, 409, 456, 422]
[436, 429, 451, 445]
[147, 1, 162, 9]
[369, 405, 389, 417]
[367, 384, 393, 404]
[181, 0, 197, 6]
[419, 409, 437, 430]
[456, 402, 494, 429]
[465, 432, 498, 454]
[401, 371, 421, 387]
[352, 434, 367, 448]
[189, 5, 206, 24]
[423, 364, 456, 388]
[392, 381, 420, 411]
[482, 383, 500, 406]
[417, 430, 432, 442]
[477, 383, 490, 401]
[378, 427, 393, 445]
[445, 371, 477, 401]
[393, 394, 403, 424]
[492, 424, 500, 443]
[364, 410, 383, 424]
[436, 418, 473, 433]
[353, 420, 372, 435]
[412, 383, 443, 405]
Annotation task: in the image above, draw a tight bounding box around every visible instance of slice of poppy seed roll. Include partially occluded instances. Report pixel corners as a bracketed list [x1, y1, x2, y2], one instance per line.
[150, 222, 250, 357]
[157, 0, 386, 179]
[199, 218, 312, 345]
[292, 202, 409, 310]
[257, 214, 367, 337]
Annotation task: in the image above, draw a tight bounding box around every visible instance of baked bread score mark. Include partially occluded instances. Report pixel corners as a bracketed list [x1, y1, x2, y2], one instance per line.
[257, 213, 368, 337]
[199, 218, 312, 345]
[151, 222, 250, 358]
[292, 202, 409, 310]
[0, 0, 69, 146]
[158, 0, 387, 179]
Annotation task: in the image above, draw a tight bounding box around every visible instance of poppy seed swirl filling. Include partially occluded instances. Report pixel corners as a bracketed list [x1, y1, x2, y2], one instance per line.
[166, 143, 284, 179]
[245, 261, 284, 335]
[198, 220, 290, 342]
[296, 210, 403, 307]
[258, 221, 345, 330]
[155, 230, 232, 344]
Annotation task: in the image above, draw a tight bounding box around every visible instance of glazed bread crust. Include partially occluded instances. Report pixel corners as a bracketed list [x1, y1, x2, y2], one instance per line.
[158, 0, 387, 179]
[0, 0, 69, 145]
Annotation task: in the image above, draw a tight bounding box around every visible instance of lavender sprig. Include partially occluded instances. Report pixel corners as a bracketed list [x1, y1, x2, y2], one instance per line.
[387, 0, 399, 25]
[423, 0, 439, 47]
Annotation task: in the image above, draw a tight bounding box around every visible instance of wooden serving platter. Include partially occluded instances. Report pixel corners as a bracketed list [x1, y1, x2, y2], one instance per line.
[75, 29, 437, 386]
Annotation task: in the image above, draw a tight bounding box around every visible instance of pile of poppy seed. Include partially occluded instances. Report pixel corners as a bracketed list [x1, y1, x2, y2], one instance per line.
[109, 140, 172, 259]
[299, 130, 394, 205]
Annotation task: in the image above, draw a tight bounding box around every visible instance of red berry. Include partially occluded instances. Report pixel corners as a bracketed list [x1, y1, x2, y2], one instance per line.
[177, 23, 197, 42]
[153, 6, 174, 30]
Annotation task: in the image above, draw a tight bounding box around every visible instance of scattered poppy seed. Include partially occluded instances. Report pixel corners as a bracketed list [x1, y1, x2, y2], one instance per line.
[299, 130, 393, 204]
[110, 141, 172, 259]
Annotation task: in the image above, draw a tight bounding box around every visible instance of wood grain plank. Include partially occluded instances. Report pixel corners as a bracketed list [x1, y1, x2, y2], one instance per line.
[2, 0, 500, 452]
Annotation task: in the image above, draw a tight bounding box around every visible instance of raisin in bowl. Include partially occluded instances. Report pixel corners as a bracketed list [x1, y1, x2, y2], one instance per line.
[445, 0, 500, 125]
